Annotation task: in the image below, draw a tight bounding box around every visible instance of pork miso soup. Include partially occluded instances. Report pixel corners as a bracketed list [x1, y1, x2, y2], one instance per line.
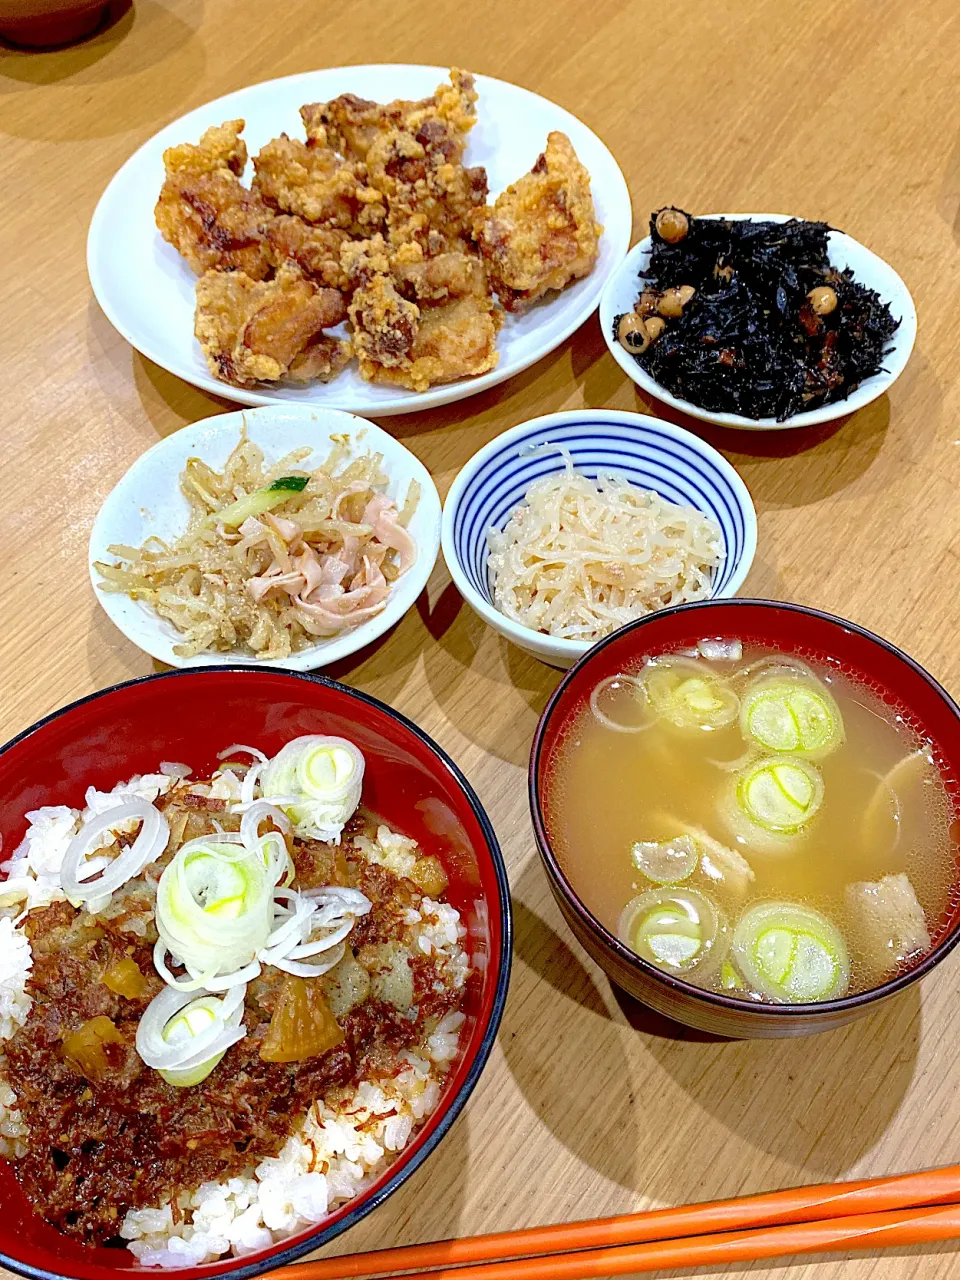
[546, 641, 958, 1003]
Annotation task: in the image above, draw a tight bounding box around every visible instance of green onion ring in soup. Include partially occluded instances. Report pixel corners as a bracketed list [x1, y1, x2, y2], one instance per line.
[631, 835, 698, 885]
[732, 902, 850, 1002]
[618, 887, 727, 975]
[640, 656, 740, 732]
[736, 757, 824, 833]
[719, 756, 824, 855]
[740, 673, 844, 759]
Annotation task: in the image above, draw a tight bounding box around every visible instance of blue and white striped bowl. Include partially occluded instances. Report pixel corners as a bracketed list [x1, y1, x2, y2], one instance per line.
[441, 410, 757, 668]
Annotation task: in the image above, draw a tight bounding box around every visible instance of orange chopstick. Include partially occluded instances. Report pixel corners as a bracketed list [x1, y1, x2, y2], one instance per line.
[274, 1164, 960, 1280]
[344, 1203, 960, 1280]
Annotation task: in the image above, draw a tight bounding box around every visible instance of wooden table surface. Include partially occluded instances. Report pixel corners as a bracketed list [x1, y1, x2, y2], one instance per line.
[2, 1, 960, 1277]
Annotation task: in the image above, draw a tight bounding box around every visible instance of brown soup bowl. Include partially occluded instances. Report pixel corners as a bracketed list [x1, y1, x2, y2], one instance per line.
[528, 599, 960, 1038]
[0, 0, 108, 46]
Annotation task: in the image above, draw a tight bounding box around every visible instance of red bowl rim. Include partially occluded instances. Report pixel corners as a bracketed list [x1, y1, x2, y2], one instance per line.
[0, 665, 512, 1280]
[528, 598, 960, 1019]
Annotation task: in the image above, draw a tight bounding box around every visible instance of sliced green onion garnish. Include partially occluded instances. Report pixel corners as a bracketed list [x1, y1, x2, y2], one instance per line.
[631, 835, 698, 885]
[740, 676, 843, 758]
[619, 888, 725, 974]
[721, 959, 744, 991]
[158, 1000, 229, 1087]
[137, 985, 247, 1085]
[653, 812, 756, 896]
[732, 902, 849, 1002]
[735, 757, 823, 834]
[156, 839, 276, 987]
[640, 657, 739, 731]
[861, 749, 934, 855]
[300, 742, 355, 794]
[182, 850, 252, 918]
[261, 736, 365, 841]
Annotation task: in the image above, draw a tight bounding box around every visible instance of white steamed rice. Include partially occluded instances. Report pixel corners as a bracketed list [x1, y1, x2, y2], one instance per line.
[0, 917, 32, 1158]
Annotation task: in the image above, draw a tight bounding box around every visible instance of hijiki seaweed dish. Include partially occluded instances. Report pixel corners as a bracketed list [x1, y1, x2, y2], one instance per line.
[0, 738, 468, 1264]
[614, 208, 900, 421]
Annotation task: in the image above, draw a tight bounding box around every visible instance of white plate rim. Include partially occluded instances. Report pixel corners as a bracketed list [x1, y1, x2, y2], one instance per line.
[87, 63, 632, 417]
[88, 405, 441, 670]
[598, 212, 918, 431]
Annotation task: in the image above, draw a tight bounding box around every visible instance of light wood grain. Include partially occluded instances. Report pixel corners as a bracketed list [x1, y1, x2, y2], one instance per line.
[2, 1, 960, 1277]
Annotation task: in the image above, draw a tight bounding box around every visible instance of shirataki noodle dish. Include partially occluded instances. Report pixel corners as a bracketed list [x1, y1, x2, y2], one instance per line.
[0, 737, 468, 1264]
[488, 451, 724, 642]
[95, 431, 418, 662]
[546, 640, 957, 1002]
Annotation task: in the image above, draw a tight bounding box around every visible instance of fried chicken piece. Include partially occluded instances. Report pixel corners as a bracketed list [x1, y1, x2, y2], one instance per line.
[252, 134, 384, 231]
[194, 264, 349, 388]
[345, 236, 500, 391]
[340, 234, 392, 280]
[301, 95, 386, 161]
[365, 119, 487, 254]
[301, 71, 483, 253]
[391, 243, 489, 303]
[265, 215, 351, 289]
[287, 335, 353, 382]
[302, 68, 477, 164]
[344, 235, 490, 302]
[161, 118, 248, 177]
[156, 175, 274, 279]
[155, 119, 273, 279]
[471, 131, 602, 311]
[427, 67, 480, 148]
[361, 295, 502, 392]
[348, 273, 421, 372]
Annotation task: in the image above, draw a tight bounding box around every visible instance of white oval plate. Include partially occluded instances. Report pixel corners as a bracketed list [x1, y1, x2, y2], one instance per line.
[599, 214, 917, 431]
[89, 405, 441, 669]
[88, 64, 632, 417]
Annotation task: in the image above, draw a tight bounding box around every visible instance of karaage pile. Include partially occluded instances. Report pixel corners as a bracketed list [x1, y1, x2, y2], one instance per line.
[155, 71, 602, 393]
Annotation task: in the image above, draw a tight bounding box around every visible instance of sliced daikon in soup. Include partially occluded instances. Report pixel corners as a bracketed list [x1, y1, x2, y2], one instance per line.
[845, 873, 930, 977]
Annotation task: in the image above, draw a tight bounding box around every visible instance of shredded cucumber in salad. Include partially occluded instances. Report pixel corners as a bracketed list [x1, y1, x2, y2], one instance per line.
[56, 736, 373, 1086]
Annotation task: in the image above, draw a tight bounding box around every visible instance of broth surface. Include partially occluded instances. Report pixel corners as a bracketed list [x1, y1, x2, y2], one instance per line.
[546, 643, 958, 1001]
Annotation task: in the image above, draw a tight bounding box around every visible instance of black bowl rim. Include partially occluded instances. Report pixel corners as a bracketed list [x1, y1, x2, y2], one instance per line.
[529, 598, 960, 1019]
[0, 665, 512, 1280]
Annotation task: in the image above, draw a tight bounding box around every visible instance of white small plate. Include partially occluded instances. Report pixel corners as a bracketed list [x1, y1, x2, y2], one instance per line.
[89, 405, 441, 669]
[88, 64, 632, 416]
[599, 214, 917, 431]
